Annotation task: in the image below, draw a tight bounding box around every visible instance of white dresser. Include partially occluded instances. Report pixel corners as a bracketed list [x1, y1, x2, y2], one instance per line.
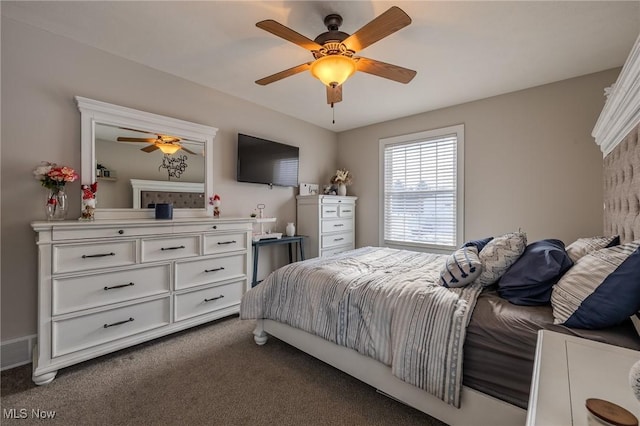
[31, 217, 252, 385]
[527, 330, 640, 426]
[296, 195, 357, 258]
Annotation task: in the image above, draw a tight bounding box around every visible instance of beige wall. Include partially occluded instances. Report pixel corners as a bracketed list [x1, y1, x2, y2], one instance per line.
[0, 16, 618, 344]
[337, 69, 617, 249]
[0, 18, 337, 340]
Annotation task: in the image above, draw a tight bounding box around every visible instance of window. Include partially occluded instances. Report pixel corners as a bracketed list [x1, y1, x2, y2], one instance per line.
[379, 125, 464, 252]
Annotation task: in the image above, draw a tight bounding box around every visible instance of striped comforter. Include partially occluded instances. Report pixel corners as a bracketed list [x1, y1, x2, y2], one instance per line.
[240, 246, 482, 407]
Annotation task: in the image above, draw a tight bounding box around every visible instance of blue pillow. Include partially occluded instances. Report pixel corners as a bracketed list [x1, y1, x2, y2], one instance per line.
[462, 237, 493, 253]
[498, 239, 573, 306]
[551, 242, 640, 329]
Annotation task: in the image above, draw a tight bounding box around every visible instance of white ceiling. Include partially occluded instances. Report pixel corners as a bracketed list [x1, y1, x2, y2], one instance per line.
[3, 1, 639, 132]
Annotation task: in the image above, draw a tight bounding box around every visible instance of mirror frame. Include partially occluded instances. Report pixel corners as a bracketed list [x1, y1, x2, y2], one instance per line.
[76, 96, 217, 219]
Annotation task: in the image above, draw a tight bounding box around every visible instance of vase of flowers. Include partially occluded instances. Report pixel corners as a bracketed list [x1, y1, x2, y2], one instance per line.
[33, 162, 79, 221]
[330, 168, 352, 196]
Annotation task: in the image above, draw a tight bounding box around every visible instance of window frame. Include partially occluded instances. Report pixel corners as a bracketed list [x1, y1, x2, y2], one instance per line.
[378, 124, 465, 254]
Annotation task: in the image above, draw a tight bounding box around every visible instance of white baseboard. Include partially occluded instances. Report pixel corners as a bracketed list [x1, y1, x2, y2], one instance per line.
[1, 335, 36, 371]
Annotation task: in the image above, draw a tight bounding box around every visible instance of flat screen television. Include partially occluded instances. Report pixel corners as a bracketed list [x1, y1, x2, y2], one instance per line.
[237, 133, 299, 187]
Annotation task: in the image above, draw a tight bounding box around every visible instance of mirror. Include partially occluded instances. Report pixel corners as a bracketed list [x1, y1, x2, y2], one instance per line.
[77, 96, 218, 219]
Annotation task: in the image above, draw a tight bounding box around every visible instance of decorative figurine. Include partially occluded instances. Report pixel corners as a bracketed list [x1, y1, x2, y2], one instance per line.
[209, 194, 221, 218]
[80, 182, 97, 221]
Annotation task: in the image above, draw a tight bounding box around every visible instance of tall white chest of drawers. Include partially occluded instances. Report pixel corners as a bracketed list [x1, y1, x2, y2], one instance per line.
[31, 218, 252, 385]
[296, 195, 357, 258]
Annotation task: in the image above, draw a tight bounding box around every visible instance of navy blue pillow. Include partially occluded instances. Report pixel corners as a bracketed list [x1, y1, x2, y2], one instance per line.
[606, 235, 621, 248]
[559, 245, 640, 329]
[498, 239, 573, 306]
[462, 237, 493, 253]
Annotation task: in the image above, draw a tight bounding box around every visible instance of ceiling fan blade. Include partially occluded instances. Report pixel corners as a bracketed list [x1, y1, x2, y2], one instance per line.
[356, 57, 416, 84]
[342, 6, 411, 52]
[141, 144, 159, 153]
[256, 20, 323, 51]
[256, 62, 313, 85]
[117, 137, 157, 143]
[327, 85, 342, 104]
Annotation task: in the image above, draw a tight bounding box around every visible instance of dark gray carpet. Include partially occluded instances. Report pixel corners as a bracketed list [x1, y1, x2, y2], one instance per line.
[1, 316, 446, 425]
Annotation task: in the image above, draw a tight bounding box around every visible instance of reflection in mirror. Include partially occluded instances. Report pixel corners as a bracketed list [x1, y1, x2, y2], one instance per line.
[77, 96, 218, 219]
[95, 123, 205, 208]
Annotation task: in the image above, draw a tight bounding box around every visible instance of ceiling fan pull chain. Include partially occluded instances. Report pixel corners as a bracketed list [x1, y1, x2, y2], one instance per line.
[332, 102, 335, 124]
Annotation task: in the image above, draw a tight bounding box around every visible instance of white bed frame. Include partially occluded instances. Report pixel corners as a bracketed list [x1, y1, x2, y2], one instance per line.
[253, 319, 526, 426]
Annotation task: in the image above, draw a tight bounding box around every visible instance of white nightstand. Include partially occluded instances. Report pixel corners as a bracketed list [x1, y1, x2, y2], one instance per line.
[527, 330, 640, 426]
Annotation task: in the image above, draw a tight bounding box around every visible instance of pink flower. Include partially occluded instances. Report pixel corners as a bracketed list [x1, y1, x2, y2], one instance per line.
[33, 162, 78, 190]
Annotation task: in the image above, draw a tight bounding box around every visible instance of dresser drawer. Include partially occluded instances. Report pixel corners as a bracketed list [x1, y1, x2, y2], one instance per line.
[338, 204, 354, 218]
[52, 297, 170, 357]
[174, 222, 252, 234]
[175, 254, 246, 290]
[53, 241, 136, 274]
[174, 280, 243, 322]
[321, 219, 353, 233]
[321, 232, 354, 249]
[141, 236, 199, 262]
[203, 232, 247, 255]
[52, 225, 168, 241]
[52, 264, 170, 315]
[321, 246, 353, 257]
[321, 205, 339, 218]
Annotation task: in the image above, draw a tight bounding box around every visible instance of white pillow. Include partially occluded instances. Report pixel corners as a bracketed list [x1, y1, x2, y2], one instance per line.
[565, 235, 618, 263]
[475, 232, 527, 287]
[440, 246, 482, 288]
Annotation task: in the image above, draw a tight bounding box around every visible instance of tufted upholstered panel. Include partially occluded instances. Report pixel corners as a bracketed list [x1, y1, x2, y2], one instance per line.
[603, 122, 640, 243]
[141, 191, 205, 209]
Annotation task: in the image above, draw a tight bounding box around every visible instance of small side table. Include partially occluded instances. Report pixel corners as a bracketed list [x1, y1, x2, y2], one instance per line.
[251, 235, 306, 287]
[527, 330, 640, 426]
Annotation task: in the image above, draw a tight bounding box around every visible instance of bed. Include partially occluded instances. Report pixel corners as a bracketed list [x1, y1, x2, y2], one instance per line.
[240, 38, 640, 425]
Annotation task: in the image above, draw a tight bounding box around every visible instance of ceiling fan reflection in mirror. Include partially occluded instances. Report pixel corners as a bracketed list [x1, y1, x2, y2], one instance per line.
[255, 6, 417, 122]
[116, 134, 198, 155]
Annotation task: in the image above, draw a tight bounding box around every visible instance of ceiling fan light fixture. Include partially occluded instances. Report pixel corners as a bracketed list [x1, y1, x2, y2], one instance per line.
[157, 143, 181, 155]
[310, 55, 356, 87]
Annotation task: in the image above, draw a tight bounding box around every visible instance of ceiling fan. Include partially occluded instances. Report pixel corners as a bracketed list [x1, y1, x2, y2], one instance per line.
[116, 134, 198, 155]
[255, 6, 417, 106]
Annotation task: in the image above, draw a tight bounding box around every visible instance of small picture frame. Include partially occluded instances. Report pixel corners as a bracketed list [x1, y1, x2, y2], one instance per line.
[299, 183, 319, 196]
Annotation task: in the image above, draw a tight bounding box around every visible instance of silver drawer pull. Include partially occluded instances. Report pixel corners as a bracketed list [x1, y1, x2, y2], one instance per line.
[334, 224, 344, 227]
[326, 210, 337, 213]
[204, 295, 225, 302]
[342, 210, 352, 213]
[204, 267, 225, 273]
[103, 317, 134, 328]
[104, 282, 134, 291]
[82, 252, 115, 259]
[217, 240, 236, 245]
[161, 245, 185, 251]
[334, 237, 344, 241]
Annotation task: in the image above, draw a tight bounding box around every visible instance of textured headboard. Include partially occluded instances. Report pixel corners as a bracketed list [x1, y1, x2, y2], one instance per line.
[131, 179, 205, 209]
[603, 122, 640, 243]
[141, 191, 205, 209]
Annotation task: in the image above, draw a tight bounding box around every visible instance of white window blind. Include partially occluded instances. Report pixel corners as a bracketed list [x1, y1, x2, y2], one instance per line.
[381, 128, 462, 250]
